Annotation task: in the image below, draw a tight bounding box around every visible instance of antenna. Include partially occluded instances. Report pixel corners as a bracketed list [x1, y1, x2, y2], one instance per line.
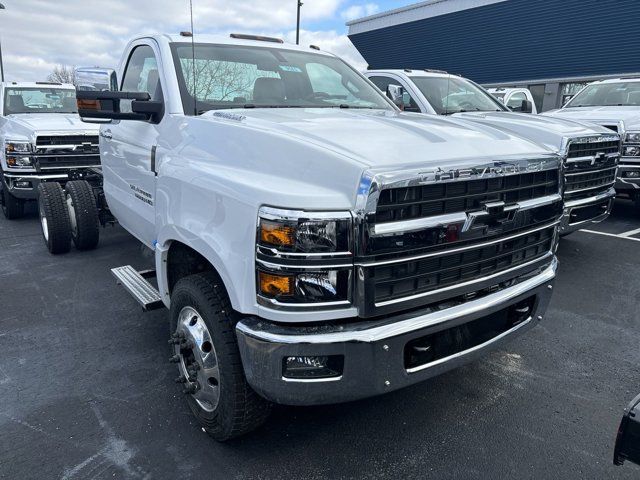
[189, 0, 198, 115]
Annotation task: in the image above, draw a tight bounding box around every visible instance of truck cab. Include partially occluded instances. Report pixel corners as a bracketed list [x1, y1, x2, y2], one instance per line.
[0, 81, 100, 219]
[488, 87, 538, 114]
[544, 78, 640, 210]
[62, 33, 565, 440]
[364, 69, 621, 235]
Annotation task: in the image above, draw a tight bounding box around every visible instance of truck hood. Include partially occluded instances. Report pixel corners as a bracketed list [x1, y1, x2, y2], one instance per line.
[2, 113, 99, 141]
[453, 111, 616, 153]
[203, 108, 552, 169]
[544, 106, 640, 131]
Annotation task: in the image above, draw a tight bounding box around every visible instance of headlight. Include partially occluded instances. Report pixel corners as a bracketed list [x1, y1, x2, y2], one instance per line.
[623, 146, 640, 157]
[256, 207, 352, 307]
[5, 140, 32, 153]
[5, 140, 34, 169]
[625, 132, 640, 144]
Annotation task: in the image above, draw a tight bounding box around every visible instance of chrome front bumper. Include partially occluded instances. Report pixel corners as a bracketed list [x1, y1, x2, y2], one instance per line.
[236, 258, 557, 406]
[560, 188, 616, 235]
[616, 162, 640, 195]
[2, 172, 68, 199]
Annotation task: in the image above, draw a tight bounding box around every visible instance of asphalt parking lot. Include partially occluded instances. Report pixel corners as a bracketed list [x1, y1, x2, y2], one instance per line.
[1, 200, 639, 480]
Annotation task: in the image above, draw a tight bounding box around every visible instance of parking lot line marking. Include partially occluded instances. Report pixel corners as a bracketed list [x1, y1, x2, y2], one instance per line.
[619, 226, 640, 237]
[580, 229, 640, 242]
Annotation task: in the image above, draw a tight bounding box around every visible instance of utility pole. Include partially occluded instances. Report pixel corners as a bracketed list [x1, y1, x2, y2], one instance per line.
[0, 3, 5, 82]
[296, 1, 303, 45]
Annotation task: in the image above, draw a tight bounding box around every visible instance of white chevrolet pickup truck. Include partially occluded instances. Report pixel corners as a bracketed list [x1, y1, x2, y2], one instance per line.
[43, 33, 564, 440]
[544, 78, 640, 210]
[364, 70, 621, 235]
[0, 81, 100, 219]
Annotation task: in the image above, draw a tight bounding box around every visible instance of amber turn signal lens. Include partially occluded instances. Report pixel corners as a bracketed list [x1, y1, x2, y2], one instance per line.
[259, 272, 294, 297]
[260, 220, 295, 247]
[77, 98, 100, 111]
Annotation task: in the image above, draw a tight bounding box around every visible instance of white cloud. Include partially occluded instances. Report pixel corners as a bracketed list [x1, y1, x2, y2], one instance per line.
[340, 3, 379, 22]
[0, 0, 351, 81]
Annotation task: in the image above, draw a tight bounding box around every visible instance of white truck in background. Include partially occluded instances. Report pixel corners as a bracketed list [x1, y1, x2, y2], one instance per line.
[41, 33, 563, 440]
[364, 69, 621, 235]
[544, 78, 640, 211]
[0, 81, 100, 220]
[488, 87, 538, 114]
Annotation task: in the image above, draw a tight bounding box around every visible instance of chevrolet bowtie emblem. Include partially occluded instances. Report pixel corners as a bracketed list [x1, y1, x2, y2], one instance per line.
[462, 201, 520, 233]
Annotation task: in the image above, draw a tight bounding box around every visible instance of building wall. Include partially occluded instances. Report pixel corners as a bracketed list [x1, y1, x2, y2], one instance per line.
[348, 0, 640, 85]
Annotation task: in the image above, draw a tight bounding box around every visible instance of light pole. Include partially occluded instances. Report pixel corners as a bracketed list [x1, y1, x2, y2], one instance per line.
[296, 1, 303, 45]
[0, 3, 5, 82]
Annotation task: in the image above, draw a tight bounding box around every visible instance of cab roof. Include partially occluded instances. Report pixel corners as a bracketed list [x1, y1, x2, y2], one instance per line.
[366, 69, 455, 79]
[145, 33, 335, 57]
[1, 81, 75, 89]
[590, 77, 640, 85]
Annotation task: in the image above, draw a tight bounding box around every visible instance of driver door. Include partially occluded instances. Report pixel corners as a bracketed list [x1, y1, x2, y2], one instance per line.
[101, 43, 164, 247]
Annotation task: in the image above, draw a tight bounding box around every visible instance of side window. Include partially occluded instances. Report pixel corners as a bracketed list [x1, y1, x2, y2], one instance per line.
[506, 92, 527, 110]
[120, 45, 162, 113]
[368, 75, 393, 93]
[368, 75, 420, 112]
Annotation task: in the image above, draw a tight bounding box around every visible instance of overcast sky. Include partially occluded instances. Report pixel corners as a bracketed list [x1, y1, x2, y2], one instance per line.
[0, 0, 413, 82]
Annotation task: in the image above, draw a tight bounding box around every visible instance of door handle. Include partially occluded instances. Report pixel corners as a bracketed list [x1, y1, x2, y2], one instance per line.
[100, 129, 113, 140]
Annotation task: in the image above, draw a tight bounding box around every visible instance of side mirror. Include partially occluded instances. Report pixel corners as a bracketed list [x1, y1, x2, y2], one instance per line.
[74, 67, 118, 92]
[520, 99, 533, 114]
[386, 84, 405, 108]
[614, 393, 640, 467]
[77, 90, 164, 124]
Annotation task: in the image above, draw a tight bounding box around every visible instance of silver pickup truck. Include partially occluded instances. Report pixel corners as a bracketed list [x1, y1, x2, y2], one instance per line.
[0, 81, 100, 219]
[364, 70, 621, 235]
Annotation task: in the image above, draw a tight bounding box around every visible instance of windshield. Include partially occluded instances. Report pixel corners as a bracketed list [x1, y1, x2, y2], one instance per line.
[409, 76, 506, 115]
[565, 82, 640, 107]
[3, 87, 77, 114]
[171, 43, 393, 113]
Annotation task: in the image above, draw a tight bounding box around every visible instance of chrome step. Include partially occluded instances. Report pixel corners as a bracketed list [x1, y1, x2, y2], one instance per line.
[111, 265, 164, 311]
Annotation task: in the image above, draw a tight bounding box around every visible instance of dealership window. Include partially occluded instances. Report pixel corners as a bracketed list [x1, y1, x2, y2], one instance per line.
[527, 84, 545, 112]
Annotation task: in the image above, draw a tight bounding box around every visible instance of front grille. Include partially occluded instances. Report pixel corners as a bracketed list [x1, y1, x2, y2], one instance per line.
[567, 140, 619, 159]
[357, 160, 562, 317]
[34, 134, 100, 170]
[372, 225, 554, 304]
[375, 170, 558, 223]
[564, 137, 620, 200]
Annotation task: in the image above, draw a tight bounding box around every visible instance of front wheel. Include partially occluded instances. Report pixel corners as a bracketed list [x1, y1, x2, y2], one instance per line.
[169, 272, 271, 441]
[1, 183, 25, 220]
[38, 182, 71, 254]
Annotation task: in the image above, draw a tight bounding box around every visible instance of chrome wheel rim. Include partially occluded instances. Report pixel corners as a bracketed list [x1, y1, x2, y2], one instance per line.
[40, 206, 49, 242]
[175, 306, 220, 412]
[66, 195, 77, 238]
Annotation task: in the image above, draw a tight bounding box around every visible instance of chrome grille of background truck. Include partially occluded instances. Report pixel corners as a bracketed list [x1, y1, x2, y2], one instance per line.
[355, 155, 563, 317]
[34, 134, 100, 171]
[564, 136, 620, 201]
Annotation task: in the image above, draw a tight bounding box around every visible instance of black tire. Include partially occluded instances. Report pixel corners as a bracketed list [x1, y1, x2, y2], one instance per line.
[634, 194, 640, 213]
[1, 182, 25, 219]
[170, 272, 271, 441]
[37, 182, 71, 254]
[65, 180, 99, 250]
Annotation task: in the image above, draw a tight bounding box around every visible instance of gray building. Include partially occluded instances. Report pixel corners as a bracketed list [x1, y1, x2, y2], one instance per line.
[347, 0, 640, 112]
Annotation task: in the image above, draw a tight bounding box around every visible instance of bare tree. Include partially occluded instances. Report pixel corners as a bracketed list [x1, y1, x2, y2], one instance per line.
[47, 64, 76, 85]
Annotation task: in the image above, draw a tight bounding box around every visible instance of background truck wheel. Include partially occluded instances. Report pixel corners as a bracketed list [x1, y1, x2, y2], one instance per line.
[65, 180, 99, 250]
[38, 182, 71, 254]
[169, 272, 271, 441]
[1, 183, 25, 220]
